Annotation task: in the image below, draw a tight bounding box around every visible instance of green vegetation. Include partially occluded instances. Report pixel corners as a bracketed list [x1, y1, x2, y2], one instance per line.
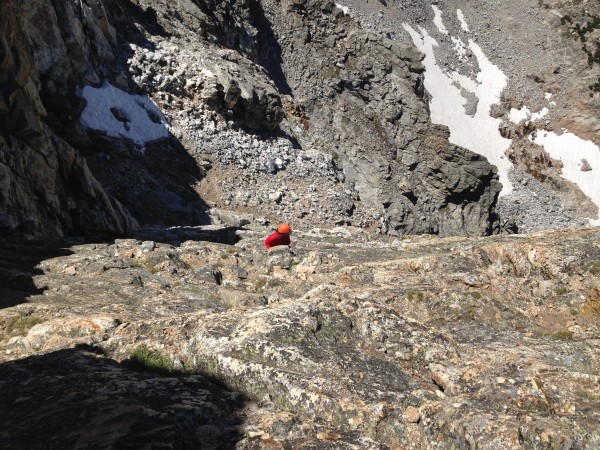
[468, 291, 482, 300]
[143, 259, 158, 274]
[4, 316, 43, 336]
[560, 13, 600, 66]
[556, 286, 569, 295]
[127, 346, 174, 374]
[406, 290, 424, 301]
[576, 388, 596, 400]
[479, 250, 492, 268]
[208, 292, 221, 302]
[551, 330, 574, 340]
[586, 261, 600, 276]
[255, 278, 267, 291]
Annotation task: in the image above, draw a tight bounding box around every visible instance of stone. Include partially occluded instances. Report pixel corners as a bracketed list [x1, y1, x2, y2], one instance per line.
[580, 159, 592, 172]
[403, 406, 421, 423]
[218, 287, 268, 308]
[141, 241, 156, 253]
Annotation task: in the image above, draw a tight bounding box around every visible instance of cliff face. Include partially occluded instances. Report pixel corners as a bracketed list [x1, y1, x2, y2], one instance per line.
[0, 0, 138, 239]
[0, 0, 504, 240]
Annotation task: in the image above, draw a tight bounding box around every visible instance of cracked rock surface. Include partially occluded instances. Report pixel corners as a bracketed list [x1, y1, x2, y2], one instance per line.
[1, 225, 599, 448]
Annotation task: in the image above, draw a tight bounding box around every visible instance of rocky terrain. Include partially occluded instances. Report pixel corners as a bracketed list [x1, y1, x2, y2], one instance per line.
[2, 0, 599, 239]
[1, 224, 599, 448]
[2, 0, 600, 447]
[352, 0, 600, 233]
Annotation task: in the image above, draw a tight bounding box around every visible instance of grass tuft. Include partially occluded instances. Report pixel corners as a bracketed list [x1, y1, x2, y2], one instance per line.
[127, 346, 174, 375]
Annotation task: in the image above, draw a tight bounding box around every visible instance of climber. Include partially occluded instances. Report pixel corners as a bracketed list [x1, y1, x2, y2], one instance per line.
[264, 223, 292, 249]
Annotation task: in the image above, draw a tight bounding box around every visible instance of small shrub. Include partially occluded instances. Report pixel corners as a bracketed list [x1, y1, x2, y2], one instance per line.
[143, 259, 158, 274]
[255, 278, 267, 291]
[208, 292, 221, 302]
[551, 331, 574, 340]
[4, 316, 43, 336]
[586, 261, 600, 276]
[127, 346, 173, 375]
[407, 291, 424, 301]
[556, 286, 568, 295]
[576, 388, 596, 400]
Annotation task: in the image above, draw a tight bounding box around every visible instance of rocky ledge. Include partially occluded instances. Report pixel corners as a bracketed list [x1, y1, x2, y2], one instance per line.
[1, 224, 599, 448]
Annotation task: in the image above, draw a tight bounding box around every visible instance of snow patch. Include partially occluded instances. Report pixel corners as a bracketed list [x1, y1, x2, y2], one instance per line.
[532, 131, 600, 225]
[79, 82, 169, 150]
[432, 5, 448, 35]
[509, 106, 549, 124]
[509, 106, 531, 124]
[403, 21, 513, 194]
[335, 3, 350, 15]
[457, 9, 470, 32]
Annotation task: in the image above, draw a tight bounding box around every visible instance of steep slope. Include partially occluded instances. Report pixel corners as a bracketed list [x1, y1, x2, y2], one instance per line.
[1, 0, 505, 241]
[0, 0, 137, 239]
[337, 0, 600, 232]
[1, 226, 599, 447]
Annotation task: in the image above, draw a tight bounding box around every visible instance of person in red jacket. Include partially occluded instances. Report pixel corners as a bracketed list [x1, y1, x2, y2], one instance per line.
[264, 223, 292, 249]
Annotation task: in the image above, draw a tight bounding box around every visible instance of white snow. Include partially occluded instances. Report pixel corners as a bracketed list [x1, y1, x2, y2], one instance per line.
[432, 5, 448, 35]
[79, 81, 168, 149]
[531, 107, 549, 122]
[509, 106, 531, 124]
[509, 106, 549, 124]
[403, 22, 514, 194]
[532, 131, 600, 225]
[335, 3, 350, 15]
[457, 9, 470, 32]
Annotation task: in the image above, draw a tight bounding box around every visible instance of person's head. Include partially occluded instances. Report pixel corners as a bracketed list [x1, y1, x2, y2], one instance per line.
[277, 223, 291, 235]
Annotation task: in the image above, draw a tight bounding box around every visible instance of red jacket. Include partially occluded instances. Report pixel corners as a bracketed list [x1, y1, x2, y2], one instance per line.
[264, 231, 290, 249]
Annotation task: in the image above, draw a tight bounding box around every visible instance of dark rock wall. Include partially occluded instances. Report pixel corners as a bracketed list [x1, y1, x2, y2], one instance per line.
[1, 0, 501, 240]
[256, 0, 502, 236]
[176, 0, 502, 236]
[0, 0, 137, 239]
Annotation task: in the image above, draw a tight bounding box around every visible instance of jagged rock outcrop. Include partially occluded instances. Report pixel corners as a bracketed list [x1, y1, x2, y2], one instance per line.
[1, 226, 599, 447]
[0, 0, 137, 239]
[154, 0, 502, 235]
[253, 0, 501, 235]
[1, 0, 503, 241]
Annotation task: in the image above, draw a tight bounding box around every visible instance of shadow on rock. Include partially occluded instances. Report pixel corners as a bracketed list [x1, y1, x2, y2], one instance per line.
[134, 224, 244, 246]
[0, 344, 246, 450]
[0, 240, 73, 309]
[83, 136, 211, 228]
